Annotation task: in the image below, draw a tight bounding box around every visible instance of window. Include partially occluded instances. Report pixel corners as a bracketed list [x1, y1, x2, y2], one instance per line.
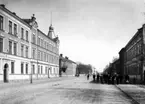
[47, 43, 49, 50]
[45, 41, 46, 49]
[11, 62, 14, 74]
[38, 37, 40, 46]
[0, 38, 3, 52]
[13, 42, 17, 55]
[21, 28, 24, 39]
[21, 63, 24, 74]
[9, 21, 12, 34]
[41, 66, 43, 74]
[32, 34, 36, 44]
[44, 52, 46, 61]
[14, 24, 17, 36]
[41, 39, 43, 47]
[9, 41, 12, 54]
[26, 46, 28, 58]
[0, 15, 3, 30]
[41, 52, 43, 61]
[38, 65, 40, 74]
[26, 64, 28, 74]
[32, 48, 36, 59]
[45, 67, 47, 74]
[21, 44, 24, 57]
[33, 65, 35, 74]
[50, 67, 52, 74]
[38, 51, 40, 60]
[26, 31, 28, 41]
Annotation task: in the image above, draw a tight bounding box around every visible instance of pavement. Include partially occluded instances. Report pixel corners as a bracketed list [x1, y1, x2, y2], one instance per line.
[116, 84, 145, 104]
[0, 76, 137, 104]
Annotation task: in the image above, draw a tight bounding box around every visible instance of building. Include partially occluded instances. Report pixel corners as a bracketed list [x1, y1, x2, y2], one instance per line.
[112, 59, 120, 74]
[0, 4, 59, 82]
[119, 48, 126, 76]
[123, 24, 145, 83]
[59, 54, 77, 77]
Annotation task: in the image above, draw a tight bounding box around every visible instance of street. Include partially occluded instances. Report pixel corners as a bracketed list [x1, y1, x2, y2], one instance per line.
[0, 76, 137, 104]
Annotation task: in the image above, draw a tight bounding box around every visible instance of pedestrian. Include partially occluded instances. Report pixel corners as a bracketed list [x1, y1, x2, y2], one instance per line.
[116, 74, 119, 85]
[97, 73, 100, 83]
[93, 73, 96, 81]
[112, 75, 115, 84]
[87, 74, 89, 80]
[120, 75, 123, 84]
[125, 74, 129, 84]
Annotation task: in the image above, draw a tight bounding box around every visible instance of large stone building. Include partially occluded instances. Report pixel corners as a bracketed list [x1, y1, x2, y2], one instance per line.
[119, 48, 125, 76]
[122, 24, 145, 83]
[0, 4, 59, 82]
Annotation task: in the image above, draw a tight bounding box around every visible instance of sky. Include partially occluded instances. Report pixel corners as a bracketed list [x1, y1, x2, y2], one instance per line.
[0, 0, 145, 72]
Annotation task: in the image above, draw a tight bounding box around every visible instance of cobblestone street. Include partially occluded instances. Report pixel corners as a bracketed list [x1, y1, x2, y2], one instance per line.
[0, 76, 137, 104]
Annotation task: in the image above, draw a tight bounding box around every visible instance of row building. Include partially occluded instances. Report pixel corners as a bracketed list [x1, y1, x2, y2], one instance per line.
[119, 24, 145, 84]
[0, 4, 59, 82]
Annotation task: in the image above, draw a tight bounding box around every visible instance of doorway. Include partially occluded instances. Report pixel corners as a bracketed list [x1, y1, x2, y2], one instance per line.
[3, 63, 8, 82]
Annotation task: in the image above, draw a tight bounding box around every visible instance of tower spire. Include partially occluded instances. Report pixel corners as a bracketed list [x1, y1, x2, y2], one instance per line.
[51, 11, 52, 26]
[48, 11, 54, 39]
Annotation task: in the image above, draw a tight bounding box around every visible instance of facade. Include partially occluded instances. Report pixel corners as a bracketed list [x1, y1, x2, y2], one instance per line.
[112, 59, 120, 74]
[103, 59, 120, 76]
[59, 54, 77, 77]
[0, 4, 59, 82]
[119, 48, 126, 76]
[124, 25, 145, 83]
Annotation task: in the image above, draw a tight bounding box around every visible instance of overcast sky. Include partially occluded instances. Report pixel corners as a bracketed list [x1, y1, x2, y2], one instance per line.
[1, 0, 145, 72]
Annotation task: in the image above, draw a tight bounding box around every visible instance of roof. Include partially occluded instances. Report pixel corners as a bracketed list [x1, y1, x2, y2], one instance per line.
[0, 5, 31, 28]
[125, 27, 142, 49]
[37, 29, 58, 43]
[60, 56, 76, 64]
[22, 19, 32, 24]
[119, 47, 125, 54]
[0, 4, 59, 43]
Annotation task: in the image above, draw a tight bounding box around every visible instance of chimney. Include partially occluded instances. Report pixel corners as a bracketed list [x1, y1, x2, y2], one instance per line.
[65, 56, 68, 60]
[12, 12, 16, 15]
[31, 14, 36, 21]
[0, 4, 5, 8]
[60, 54, 63, 57]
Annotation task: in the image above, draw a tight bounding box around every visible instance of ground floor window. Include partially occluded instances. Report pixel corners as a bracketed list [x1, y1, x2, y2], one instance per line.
[38, 65, 40, 74]
[21, 63, 24, 74]
[45, 67, 47, 74]
[0, 38, 3, 52]
[26, 63, 28, 74]
[11, 62, 14, 74]
[32, 65, 35, 74]
[41, 66, 43, 74]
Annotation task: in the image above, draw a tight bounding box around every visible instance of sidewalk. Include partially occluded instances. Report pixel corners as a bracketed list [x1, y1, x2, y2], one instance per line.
[0, 76, 76, 89]
[116, 84, 145, 104]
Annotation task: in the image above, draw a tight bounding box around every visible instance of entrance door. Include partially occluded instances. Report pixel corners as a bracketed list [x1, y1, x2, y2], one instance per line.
[3, 63, 8, 82]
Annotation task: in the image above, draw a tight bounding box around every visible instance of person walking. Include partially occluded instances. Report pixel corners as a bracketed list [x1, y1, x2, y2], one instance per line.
[87, 74, 90, 80]
[93, 73, 96, 81]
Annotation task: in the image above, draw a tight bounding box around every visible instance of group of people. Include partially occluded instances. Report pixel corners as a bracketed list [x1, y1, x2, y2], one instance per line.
[87, 73, 130, 84]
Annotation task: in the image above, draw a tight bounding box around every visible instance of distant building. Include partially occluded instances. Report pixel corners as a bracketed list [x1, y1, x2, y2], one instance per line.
[112, 59, 120, 74]
[0, 4, 59, 82]
[59, 54, 77, 77]
[119, 48, 126, 76]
